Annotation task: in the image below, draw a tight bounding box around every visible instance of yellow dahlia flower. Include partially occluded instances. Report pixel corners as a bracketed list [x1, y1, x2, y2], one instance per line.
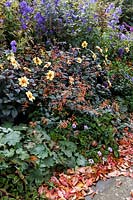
[18, 76, 29, 87]
[33, 57, 42, 65]
[81, 41, 88, 48]
[26, 91, 35, 102]
[46, 70, 55, 81]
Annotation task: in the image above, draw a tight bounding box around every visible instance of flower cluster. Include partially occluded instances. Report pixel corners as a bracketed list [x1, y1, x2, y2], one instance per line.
[104, 3, 122, 30]
[81, 41, 88, 48]
[19, 0, 34, 30]
[5, 0, 12, 7]
[3, 0, 132, 49]
[33, 57, 42, 65]
[18, 76, 29, 87]
[10, 40, 17, 53]
[46, 70, 55, 81]
[7, 52, 20, 69]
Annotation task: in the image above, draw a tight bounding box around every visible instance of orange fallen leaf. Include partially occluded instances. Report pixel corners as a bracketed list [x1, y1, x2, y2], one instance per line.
[45, 188, 58, 200]
[50, 176, 60, 186]
[106, 170, 120, 177]
[71, 176, 80, 186]
[130, 190, 133, 197]
[84, 177, 95, 189]
[73, 182, 84, 192]
[57, 189, 66, 199]
[67, 168, 75, 175]
[59, 174, 69, 187]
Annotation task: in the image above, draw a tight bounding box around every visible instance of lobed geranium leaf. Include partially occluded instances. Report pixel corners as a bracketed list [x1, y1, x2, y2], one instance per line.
[1, 130, 21, 146]
[32, 144, 49, 159]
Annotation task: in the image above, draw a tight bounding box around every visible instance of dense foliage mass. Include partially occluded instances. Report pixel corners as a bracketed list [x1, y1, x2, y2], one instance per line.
[0, 0, 133, 199]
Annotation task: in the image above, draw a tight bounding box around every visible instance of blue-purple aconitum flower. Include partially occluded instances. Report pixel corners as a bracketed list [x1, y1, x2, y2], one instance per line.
[89, 0, 97, 3]
[54, 0, 60, 6]
[119, 33, 128, 40]
[10, 40, 17, 46]
[10, 40, 17, 53]
[118, 48, 124, 57]
[87, 27, 93, 32]
[20, 18, 28, 30]
[106, 4, 122, 30]
[19, 0, 34, 30]
[5, 1, 12, 7]
[19, 1, 33, 15]
[34, 12, 45, 24]
[105, 3, 115, 13]
[119, 24, 126, 32]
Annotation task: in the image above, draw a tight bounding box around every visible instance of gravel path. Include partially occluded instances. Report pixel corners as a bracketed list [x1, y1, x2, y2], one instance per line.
[85, 176, 133, 200]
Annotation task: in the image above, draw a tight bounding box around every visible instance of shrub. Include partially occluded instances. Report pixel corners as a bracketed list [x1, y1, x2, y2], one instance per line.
[0, 44, 111, 123]
[0, 38, 133, 124]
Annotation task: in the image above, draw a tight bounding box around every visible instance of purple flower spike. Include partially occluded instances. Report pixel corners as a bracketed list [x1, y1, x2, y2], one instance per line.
[120, 33, 128, 40]
[5, 1, 12, 7]
[54, 0, 60, 6]
[118, 48, 124, 57]
[11, 46, 17, 53]
[105, 3, 115, 13]
[10, 40, 17, 46]
[10, 40, 17, 53]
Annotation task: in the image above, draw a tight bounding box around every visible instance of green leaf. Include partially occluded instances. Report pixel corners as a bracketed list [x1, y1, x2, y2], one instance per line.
[34, 131, 50, 143]
[13, 124, 28, 131]
[11, 109, 18, 118]
[16, 148, 29, 160]
[28, 168, 43, 186]
[2, 148, 15, 157]
[2, 130, 21, 146]
[32, 144, 48, 159]
[2, 109, 11, 116]
[61, 149, 73, 157]
[59, 141, 77, 152]
[0, 127, 12, 133]
[44, 157, 55, 167]
[114, 150, 119, 158]
[76, 154, 87, 166]
[0, 122, 13, 128]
